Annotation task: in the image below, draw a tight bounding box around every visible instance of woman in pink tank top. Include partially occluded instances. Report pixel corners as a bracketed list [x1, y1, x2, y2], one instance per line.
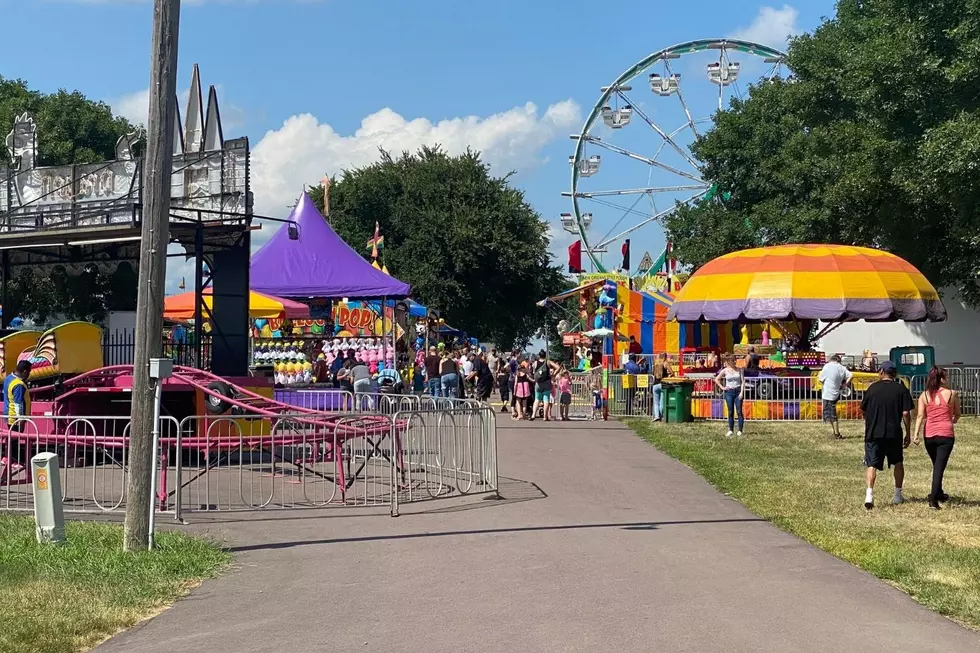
[913, 366, 960, 509]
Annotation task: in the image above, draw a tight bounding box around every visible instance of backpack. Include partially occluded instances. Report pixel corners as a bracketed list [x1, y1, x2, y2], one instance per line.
[535, 360, 551, 383]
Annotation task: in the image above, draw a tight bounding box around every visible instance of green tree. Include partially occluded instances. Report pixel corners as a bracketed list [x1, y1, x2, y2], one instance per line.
[664, 0, 980, 304]
[307, 147, 567, 348]
[1, 76, 137, 322]
[0, 76, 134, 167]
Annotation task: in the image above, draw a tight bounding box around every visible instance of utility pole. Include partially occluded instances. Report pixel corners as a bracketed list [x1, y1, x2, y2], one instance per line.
[124, 0, 180, 551]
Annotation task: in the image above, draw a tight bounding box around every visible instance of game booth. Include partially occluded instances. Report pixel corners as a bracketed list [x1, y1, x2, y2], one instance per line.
[541, 274, 754, 366]
[541, 244, 946, 421]
[664, 244, 947, 421]
[247, 192, 418, 408]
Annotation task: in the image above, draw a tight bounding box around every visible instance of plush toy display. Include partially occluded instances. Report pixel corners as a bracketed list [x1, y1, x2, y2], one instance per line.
[595, 282, 617, 330]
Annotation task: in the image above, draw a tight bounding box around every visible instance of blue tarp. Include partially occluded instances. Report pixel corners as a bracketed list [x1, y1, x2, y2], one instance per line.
[365, 298, 429, 318]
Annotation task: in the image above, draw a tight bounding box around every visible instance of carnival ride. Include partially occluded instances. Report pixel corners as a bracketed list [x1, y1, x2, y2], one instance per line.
[665, 244, 947, 419]
[1, 323, 407, 504]
[16, 322, 103, 382]
[566, 39, 788, 272]
[0, 329, 41, 377]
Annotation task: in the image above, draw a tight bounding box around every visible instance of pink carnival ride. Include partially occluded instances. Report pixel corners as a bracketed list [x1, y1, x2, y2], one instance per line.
[2, 358, 404, 506]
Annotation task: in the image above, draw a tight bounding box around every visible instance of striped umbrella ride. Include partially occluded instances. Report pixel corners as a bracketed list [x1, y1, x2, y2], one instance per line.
[666, 244, 947, 323]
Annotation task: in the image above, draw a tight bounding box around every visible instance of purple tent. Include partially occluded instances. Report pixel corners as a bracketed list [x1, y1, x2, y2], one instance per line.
[250, 192, 411, 299]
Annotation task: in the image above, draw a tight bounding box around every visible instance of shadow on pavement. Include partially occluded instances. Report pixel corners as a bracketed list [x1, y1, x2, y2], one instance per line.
[228, 517, 765, 552]
[172, 477, 547, 525]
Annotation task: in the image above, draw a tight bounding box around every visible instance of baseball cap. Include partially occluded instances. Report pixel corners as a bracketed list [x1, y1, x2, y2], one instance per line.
[879, 360, 897, 374]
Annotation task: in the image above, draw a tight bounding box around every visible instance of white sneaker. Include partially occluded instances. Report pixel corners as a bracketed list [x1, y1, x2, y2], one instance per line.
[725, 430, 733, 438]
[864, 488, 874, 510]
[893, 489, 904, 505]
[736, 430, 743, 437]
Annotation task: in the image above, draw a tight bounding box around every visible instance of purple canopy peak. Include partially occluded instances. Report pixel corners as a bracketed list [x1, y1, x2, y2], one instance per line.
[250, 192, 411, 299]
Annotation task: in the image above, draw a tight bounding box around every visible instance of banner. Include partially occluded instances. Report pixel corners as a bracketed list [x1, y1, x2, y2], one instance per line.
[579, 272, 629, 286]
[568, 240, 583, 274]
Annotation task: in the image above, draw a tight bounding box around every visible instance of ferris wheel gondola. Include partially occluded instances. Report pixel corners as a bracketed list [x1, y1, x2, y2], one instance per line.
[566, 38, 788, 272]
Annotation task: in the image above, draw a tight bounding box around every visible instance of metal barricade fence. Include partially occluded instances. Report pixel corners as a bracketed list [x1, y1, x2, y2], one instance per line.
[390, 405, 497, 517]
[1, 404, 498, 519]
[173, 412, 400, 513]
[568, 371, 600, 420]
[908, 369, 980, 416]
[1, 415, 178, 515]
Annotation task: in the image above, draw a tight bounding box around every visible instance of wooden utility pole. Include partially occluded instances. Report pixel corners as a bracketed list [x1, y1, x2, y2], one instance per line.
[124, 0, 181, 551]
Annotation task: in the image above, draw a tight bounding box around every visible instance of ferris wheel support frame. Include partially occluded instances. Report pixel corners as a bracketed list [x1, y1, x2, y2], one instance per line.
[570, 38, 786, 273]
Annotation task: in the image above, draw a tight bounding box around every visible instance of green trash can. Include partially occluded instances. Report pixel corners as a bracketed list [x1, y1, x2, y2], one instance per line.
[663, 381, 693, 423]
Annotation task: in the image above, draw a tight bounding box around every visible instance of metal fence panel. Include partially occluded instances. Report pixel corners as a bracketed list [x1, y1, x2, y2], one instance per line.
[1, 415, 178, 515]
[1, 402, 498, 520]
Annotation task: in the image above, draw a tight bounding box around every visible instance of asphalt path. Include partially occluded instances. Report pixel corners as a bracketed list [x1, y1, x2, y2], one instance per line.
[97, 418, 979, 652]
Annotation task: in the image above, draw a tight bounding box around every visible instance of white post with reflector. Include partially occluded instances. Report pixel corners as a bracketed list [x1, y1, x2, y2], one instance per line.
[147, 358, 174, 550]
[31, 452, 65, 544]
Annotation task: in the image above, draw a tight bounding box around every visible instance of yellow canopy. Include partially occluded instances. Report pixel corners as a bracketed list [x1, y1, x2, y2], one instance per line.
[164, 289, 310, 321]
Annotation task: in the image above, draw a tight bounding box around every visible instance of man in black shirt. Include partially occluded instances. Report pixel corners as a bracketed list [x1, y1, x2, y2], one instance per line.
[860, 360, 914, 509]
[468, 351, 495, 402]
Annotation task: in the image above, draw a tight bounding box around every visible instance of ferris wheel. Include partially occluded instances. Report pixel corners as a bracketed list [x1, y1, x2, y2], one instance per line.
[565, 39, 788, 272]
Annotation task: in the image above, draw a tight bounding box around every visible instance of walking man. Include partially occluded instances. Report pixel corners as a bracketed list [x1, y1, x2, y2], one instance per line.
[860, 360, 914, 509]
[819, 354, 852, 439]
[2, 360, 32, 475]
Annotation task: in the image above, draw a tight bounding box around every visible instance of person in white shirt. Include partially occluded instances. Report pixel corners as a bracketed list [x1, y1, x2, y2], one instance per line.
[819, 355, 853, 439]
[460, 354, 474, 397]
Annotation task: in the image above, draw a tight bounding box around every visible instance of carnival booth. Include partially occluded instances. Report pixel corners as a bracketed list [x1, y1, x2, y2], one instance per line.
[248, 192, 412, 390]
[666, 244, 947, 421]
[539, 277, 740, 363]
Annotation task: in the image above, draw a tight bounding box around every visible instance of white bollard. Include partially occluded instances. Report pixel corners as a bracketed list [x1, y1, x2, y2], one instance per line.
[31, 452, 66, 544]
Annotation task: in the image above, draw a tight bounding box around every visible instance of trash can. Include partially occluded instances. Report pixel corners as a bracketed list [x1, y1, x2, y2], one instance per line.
[663, 381, 693, 423]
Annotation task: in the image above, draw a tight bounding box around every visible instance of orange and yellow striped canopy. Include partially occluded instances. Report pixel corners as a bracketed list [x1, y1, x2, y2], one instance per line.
[666, 244, 946, 323]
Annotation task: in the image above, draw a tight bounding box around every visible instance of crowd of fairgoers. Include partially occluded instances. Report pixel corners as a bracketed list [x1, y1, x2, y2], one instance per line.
[414, 345, 580, 422]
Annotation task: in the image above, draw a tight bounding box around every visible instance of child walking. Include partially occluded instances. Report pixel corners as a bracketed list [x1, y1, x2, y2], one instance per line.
[513, 363, 532, 420]
[557, 370, 572, 421]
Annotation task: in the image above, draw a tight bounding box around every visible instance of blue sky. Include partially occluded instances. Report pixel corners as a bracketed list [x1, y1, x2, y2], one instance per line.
[3, 0, 835, 287]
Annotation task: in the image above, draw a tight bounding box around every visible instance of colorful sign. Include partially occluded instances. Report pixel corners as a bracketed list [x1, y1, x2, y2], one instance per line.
[335, 305, 375, 330]
[580, 272, 629, 286]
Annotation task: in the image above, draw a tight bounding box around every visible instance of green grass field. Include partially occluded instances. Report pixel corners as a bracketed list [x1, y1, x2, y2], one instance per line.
[0, 516, 230, 653]
[628, 418, 980, 630]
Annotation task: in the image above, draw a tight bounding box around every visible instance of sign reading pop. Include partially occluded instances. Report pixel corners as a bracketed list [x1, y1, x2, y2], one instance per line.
[334, 305, 375, 330]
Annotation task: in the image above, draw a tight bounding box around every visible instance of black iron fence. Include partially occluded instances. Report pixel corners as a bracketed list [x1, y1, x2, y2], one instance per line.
[101, 330, 211, 369]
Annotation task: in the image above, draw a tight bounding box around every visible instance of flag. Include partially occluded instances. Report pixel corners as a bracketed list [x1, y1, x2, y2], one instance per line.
[366, 221, 384, 259]
[568, 240, 583, 274]
[621, 238, 631, 271]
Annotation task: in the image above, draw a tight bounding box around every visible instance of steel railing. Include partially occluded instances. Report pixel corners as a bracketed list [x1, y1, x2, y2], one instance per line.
[0, 401, 498, 519]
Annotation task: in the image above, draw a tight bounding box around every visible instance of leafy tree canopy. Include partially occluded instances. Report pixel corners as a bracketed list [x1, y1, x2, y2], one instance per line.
[0, 75, 135, 167]
[307, 147, 567, 348]
[664, 0, 980, 304]
[1, 76, 137, 323]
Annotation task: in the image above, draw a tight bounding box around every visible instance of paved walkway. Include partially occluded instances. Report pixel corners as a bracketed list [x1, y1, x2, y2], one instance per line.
[98, 420, 979, 653]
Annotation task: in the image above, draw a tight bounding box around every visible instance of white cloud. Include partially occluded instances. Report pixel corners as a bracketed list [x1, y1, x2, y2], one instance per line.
[110, 89, 149, 126]
[108, 86, 244, 130]
[162, 100, 579, 290]
[249, 99, 581, 224]
[731, 5, 801, 48]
